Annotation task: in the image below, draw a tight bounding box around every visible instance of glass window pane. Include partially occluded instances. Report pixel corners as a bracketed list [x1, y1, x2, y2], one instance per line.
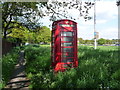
[62, 53, 74, 58]
[61, 42, 73, 46]
[62, 59, 67, 63]
[66, 58, 73, 62]
[62, 48, 73, 52]
[52, 32, 54, 37]
[62, 58, 73, 63]
[52, 56, 55, 62]
[61, 32, 73, 36]
[61, 37, 73, 41]
[52, 43, 54, 46]
[52, 37, 55, 42]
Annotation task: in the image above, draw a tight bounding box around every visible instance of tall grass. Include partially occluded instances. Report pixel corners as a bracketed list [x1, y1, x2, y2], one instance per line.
[24, 45, 120, 88]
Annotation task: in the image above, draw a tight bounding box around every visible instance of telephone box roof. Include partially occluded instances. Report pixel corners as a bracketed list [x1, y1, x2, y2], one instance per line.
[53, 19, 77, 24]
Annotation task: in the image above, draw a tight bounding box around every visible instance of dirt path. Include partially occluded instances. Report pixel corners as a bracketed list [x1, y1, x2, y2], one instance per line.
[4, 50, 30, 89]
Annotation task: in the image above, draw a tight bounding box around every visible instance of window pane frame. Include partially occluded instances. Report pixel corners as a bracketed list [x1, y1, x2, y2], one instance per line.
[61, 37, 74, 41]
[61, 32, 73, 36]
[61, 42, 73, 46]
[62, 47, 74, 52]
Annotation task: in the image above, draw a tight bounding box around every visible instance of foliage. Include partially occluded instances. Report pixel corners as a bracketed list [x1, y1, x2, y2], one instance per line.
[5, 38, 18, 43]
[25, 45, 51, 70]
[6, 24, 51, 44]
[116, 0, 120, 6]
[26, 26, 51, 44]
[44, 1, 95, 21]
[1, 47, 20, 88]
[2, 2, 41, 38]
[97, 38, 106, 45]
[78, 38, 85, 44]
[35, 26, 51, 43]
[7, 22, 29, 43]
[24, 45, 120, 89]
[2, 1, 95, 39]
[78, 38, 118, 45]
[78, 38, 94, 45]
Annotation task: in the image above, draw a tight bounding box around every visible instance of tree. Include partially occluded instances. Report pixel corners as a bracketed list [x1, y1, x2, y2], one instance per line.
[78, 38, 94, 45]
[7, 22, 29, 44]
[7, 25, 51, 44]
[112, 39, 118, 44]
[2, 1, 95, 39]
[43, 1, 94, 21]
[2, 2, 43, 38]
[116, 0, 120, 6]
[84, 40, 93, 44]
[106, 39, 112, 44]
[35, 26, 51, 44]
[97, 38, 106, 45]
[78, 38, 84, 44]
[1, 1, 96, 46]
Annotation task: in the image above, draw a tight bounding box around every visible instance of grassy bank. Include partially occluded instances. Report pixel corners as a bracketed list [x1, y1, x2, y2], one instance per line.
[24, 45, 120, 88]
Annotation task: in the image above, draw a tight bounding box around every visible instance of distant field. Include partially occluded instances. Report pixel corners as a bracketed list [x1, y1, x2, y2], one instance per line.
[96, 46, 118, 51]
[40, 44, 118, 51]
[79, 45, 118, 51]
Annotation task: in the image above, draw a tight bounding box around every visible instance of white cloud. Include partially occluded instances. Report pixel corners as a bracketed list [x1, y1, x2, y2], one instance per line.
[96, 1, 118, 19]
[98, 28, 118, 39]
[81, 19, 94, 26]
[77, 23, 94, 39]
[96, 19, 107, 24]
[39, 1, 118, 40]
[79, 1, 118, 39]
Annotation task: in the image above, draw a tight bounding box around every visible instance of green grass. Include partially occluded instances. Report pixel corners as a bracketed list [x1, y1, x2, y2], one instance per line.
[24, 45, 120, 88]
[1, 47, 20, 88]
[97, 46, 118, 51]
[40, 44, 51, 47]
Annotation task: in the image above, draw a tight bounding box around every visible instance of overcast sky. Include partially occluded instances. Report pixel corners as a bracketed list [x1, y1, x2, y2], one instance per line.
[39, 0, 118, 40]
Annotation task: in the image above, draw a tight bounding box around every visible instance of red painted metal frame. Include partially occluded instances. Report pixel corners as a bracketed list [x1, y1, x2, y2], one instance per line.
[51, 19, 78, 72]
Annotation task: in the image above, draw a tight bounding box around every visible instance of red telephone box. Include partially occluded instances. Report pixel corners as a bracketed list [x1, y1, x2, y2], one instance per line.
[51, 19, 78, 72]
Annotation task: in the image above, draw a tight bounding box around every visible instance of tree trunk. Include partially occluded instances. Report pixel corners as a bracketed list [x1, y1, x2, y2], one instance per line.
[3, 29, 7, 39]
